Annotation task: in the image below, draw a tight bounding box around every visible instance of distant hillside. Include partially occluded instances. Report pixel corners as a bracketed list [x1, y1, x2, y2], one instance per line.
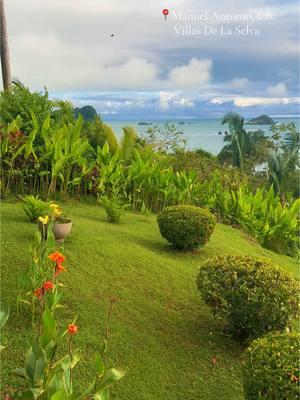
[246, 114, 275, 125]
[74, 105, 98, 121]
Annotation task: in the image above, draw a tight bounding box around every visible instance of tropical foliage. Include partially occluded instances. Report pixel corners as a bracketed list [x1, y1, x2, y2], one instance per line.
[94, 143, 201, 213]
[198, 172, 300, 257]
[100, 193, 127, 223]
[218, 112, 272, 171]
[219, 113, 300, 199]
[142, 122, 187, 153]
[1, 86, 299, 257]
[22, 195, 52, 223]
[268, 122, 300, 197]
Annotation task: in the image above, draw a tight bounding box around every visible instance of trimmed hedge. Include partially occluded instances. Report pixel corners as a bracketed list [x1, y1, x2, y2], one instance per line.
[197, 255, 299, 340]
[157, 205, 216, 250]
[243, 333, 300, 399]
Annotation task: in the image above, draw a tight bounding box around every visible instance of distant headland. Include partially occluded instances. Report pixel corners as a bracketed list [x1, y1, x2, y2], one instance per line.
[246, 114, 275, 125]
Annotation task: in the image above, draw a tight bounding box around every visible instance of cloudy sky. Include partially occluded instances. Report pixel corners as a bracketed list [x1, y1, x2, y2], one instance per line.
[3, 0, 300, 119]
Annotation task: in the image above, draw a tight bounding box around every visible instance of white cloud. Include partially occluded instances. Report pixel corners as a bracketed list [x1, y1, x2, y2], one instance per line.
[159, 91, 195, 110]
[167, 58, 212, 89]
[101, 110, 118, 115]
[265, 83, 287, 96]
[11, 31, 211, 91]
[173, 98, 195, 107]
[159, 92, 175, 110]
[234, 97, 292, 107]
[11, 32, 158, 90]
[228, 78, 250, 90]
[210, 98, 225, 105]
[210, 96, 300, 107]
[3, 0, 299, 117]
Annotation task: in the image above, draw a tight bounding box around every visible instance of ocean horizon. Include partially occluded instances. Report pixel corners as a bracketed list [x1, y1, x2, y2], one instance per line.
[103, 116, 300, 155]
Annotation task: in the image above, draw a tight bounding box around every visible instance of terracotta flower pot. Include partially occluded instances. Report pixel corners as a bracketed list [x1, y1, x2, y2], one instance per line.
[52, 219, 72, 243]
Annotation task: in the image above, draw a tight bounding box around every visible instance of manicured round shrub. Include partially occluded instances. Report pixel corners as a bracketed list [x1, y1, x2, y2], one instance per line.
[197, 255, 299, 340]
[157, 205, 216, 250]
[243, 333, 300, 399]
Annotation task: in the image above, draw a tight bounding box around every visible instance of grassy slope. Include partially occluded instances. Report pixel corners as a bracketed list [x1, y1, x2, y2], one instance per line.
[0, 200, 298, 399]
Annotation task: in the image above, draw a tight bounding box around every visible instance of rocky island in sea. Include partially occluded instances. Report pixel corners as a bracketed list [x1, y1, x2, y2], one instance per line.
[246, 114, 275, 125]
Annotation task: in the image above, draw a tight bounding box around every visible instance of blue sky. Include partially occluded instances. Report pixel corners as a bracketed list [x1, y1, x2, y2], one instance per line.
[4, 0, 300, 119]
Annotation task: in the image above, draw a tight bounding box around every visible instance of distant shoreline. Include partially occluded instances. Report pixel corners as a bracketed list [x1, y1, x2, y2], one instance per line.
[104, 117, 300, 155]
[103, 116, 300, 122]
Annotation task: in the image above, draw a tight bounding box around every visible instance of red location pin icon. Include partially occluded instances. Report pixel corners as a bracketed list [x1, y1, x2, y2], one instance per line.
[162, 9, 169, 21]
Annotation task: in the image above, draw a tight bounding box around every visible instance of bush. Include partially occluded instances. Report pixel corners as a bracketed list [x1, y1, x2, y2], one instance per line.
[23, 195, 51, 222]
[100, 194, 126, 223]
[157, 205, 216, 250]
[197, 255, 299, 340]
[243, 333, 300, 399]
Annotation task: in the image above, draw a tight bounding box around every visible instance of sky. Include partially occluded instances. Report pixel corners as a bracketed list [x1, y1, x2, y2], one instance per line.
[3, 0, 300, 119]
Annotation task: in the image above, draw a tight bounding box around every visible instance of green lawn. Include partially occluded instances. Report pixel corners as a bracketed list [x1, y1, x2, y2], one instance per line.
[0, 199, 298, 399]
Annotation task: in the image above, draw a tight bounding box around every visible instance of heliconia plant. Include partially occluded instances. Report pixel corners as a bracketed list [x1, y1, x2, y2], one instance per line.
[198, 172, 300, 257]
[94, 144, 201, 213]
[2, 111, 299, 257]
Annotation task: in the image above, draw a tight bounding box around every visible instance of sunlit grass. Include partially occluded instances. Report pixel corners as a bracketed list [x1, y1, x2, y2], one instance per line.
[1, 199, 298, 399]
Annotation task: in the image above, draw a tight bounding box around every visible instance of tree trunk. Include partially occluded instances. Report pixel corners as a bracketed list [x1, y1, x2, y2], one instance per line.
[0, 0, 11, 90]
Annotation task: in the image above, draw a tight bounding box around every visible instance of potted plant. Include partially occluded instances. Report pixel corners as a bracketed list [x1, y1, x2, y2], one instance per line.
[51, 204, 72, 243]
[38, 203, 72, 243]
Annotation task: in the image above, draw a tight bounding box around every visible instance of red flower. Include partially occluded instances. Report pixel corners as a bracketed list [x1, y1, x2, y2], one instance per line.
[55, 263, 66, 277]
[43, 281, 54, 291]
[68, 323, 78, 335]
[48, 252, 65, 264]
[34, 287, 44, 300]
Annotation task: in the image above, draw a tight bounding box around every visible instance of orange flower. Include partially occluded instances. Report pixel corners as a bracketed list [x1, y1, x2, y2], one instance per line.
[43, 281, 54, 291]
[34, 287, 44, 300]
[55, 263, 66, 276]
[68, 323, 78, 335]
[48, 252, 65, 264]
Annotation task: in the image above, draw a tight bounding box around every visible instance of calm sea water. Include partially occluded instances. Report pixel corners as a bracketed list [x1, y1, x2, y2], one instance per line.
[104, 117, 300, 155]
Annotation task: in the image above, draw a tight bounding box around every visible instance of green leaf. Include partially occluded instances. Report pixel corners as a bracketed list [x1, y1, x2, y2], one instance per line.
[24, 339, 47, 386]
[40, 308, 56, 348]
[96, 368, 125, 391]
[50, 389, 68, 400]
[13, 367, 27, 379]
[93, 389, 110, 400]
[48, 374, 64, 399]
[0, 304, 9, 329]
[38, 171, 50, 176]
[19, 388, 44, 400]
[100, 338, 108, 355]
[95, 353, 105, 378]
[70, 382, 95, 400]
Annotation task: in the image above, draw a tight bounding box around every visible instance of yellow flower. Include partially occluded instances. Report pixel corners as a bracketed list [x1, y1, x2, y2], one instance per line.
[54, 208, 62, 217]
[38, 215, 49, 225]
[50, 203, 59, 210]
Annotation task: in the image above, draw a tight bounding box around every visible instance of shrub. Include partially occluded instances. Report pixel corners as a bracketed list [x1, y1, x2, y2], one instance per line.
[23, 195, 51, 222]
[100, 194, 127, 223]
[197, 255, 299, 340]
[243, 333, 300, 399]
[157, 205, 216, 250]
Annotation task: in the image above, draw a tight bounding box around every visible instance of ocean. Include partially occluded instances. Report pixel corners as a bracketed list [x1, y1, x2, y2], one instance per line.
[104, 117, 300, 155]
